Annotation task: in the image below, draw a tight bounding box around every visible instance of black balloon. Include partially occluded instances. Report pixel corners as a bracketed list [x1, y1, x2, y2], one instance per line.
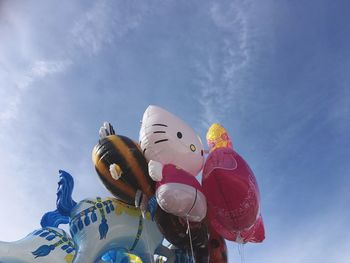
[155, 207, 209, 263]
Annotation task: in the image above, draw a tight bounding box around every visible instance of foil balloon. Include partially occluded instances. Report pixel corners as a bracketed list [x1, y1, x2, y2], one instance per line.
[92, 134, 155, 205]
[202, 124, 265, 243]
[139, 105, 206, 222]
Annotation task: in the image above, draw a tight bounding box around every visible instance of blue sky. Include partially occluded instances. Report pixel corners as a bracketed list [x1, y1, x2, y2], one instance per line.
[0, 0, 349, 262]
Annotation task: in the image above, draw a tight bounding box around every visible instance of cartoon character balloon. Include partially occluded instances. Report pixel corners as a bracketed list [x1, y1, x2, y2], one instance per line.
[202, 123, 265, 243]
[139, 105, 207, 222]
[92, 123, 155, 206]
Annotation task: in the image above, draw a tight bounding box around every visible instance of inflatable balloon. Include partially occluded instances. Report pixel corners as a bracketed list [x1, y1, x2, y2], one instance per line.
[41, 170, 164, 263]
[139, 105, 207, 222]
[92, 134, 155, 206]
[202, 124, 265, 242]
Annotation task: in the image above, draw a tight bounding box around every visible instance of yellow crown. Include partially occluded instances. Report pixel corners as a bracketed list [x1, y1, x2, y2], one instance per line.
[206, 123, 233, 152]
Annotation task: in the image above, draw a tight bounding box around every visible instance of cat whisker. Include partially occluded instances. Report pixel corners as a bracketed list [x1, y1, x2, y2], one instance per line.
[152, 124, 168, 127]
[153, 131, 166, 134]
[154, 139, 169, 144]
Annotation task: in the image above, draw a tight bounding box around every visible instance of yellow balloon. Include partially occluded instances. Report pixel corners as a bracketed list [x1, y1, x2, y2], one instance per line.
[206, 123, 233, 152]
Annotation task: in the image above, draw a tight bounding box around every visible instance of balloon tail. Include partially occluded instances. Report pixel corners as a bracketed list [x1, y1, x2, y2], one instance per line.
[186, 216, 195, 263]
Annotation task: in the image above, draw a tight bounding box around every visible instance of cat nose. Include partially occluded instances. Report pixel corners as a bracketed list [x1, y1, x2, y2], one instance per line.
[190, 144, 196, 152]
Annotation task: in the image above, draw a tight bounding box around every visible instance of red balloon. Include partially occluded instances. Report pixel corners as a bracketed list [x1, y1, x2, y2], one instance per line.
[210, 214, 265, 244]
[202, 147, 263, 241]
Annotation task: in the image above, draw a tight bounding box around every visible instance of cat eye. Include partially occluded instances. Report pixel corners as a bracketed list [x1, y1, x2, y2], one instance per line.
[177, 132, 182, 139]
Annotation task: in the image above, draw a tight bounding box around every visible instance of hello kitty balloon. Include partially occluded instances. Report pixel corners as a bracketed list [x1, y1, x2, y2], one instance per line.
[139, 105, 207, 222]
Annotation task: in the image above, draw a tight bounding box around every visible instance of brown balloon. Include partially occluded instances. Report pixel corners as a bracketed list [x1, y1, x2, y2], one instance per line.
[92, 135, 155, 205]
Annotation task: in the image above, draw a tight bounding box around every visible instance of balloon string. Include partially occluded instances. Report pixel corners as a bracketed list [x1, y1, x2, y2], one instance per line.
[186, 215, 195, 263]
[142, 217, 154, 263]
[238, 243, 245, 263]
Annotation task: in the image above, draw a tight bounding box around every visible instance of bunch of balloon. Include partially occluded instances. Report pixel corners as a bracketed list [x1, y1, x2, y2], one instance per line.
[202, 123, 265, 243]
[90, 106, 265, 263]
[92, 108, 210, 263]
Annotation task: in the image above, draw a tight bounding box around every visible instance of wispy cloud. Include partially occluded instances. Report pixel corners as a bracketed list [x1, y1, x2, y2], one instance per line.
[30, 60, 71, 78]
[71, 1, 150, 56]
[0, 59, 71, 124]
[194, 0, 251, 128]
[0, 0, 150, 125]
[0, 0, 152, 241]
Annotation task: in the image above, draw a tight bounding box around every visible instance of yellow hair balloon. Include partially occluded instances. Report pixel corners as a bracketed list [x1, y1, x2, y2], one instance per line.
[206, 123, 233, 152]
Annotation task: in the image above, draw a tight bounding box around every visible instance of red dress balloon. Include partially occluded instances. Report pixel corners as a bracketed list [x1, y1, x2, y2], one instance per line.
[202, 124, 265, 243]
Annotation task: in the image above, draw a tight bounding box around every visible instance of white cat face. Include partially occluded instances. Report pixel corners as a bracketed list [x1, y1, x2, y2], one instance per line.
[139, 105, 204, 176]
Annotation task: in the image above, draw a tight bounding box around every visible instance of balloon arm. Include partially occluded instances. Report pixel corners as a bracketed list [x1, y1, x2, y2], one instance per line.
[148, 160, 163, 182]
[109, 163, 122, 180]
[99, 122, 115, 138]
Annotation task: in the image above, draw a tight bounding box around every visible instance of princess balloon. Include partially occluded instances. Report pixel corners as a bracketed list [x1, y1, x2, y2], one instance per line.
[202, 123, 265, 243]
